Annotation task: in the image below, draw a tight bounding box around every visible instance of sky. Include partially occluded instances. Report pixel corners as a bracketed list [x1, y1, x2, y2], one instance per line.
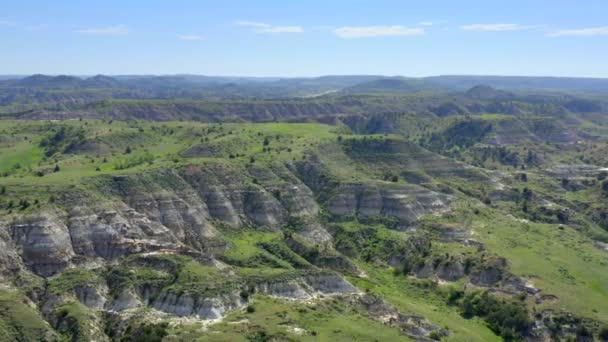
[1, 0, 608, 77]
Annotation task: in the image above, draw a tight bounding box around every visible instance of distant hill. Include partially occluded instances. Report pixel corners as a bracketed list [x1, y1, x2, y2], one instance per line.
[427, 75, 608, 93]
[17, 74, 83, 88]
[465, 85, 515, 101]
[82, 75, 122, 88]
[341, 77, 441, 94]
[1, 74, 608, 116]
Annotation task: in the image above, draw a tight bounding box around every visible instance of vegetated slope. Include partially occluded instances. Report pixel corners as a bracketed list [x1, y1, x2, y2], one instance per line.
[0, 120, 607, 341]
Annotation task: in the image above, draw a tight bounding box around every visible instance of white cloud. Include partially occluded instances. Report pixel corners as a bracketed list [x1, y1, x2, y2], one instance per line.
[77, 24, 129, 35]
[236, 21, 269, 28]
[419, 21, 433, 26]
[547, 26, 608, 37]
[461, 24, 530, 32]
[333, 25, 424, 38]
[236, 21, 303, 33]
[260, 26, 303, 33]
[0, 20, 47, 31]
[178, 34, 205, 41]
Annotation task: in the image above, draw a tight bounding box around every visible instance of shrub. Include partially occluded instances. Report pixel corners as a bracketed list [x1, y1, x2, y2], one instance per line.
[39, 126, 86, 156]
[18, 199, 30, 210]
[456, 291, 531, 340]
[114, 153, 154, 170]
[121, 323, 168, 342]
[429, 331, 442, 341]
[239, 289, 249, 300]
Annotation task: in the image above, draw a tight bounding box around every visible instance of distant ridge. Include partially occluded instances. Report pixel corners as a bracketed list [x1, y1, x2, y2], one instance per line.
[341, 77, 441, 94]
[465, 85, 515, 101]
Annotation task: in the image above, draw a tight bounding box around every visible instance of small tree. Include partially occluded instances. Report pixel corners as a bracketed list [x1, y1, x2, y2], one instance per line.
[53, 164, 60, 172]
[602, 180, 608, 193]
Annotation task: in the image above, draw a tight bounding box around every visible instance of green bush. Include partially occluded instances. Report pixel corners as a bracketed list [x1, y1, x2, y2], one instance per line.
[121, 322, 168, 342]
[114, 153, 154, 170]
[39, 126, 86, 157]
[456, 291, 531, 340]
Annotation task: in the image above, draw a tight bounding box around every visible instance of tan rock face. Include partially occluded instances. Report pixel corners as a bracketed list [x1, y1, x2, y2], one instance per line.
[3, 162, 453, 278]
[10, 214, 75, 276]
[146, 274, 357, 320]
[326, 183, 452, 223]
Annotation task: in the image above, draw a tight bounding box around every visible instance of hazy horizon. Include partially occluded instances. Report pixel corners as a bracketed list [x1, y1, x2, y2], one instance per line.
[3, 73, 608, 80]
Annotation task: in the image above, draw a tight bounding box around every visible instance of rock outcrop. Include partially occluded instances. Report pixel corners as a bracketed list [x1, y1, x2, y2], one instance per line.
[326, 183, 452, 223]
[10, 214, 75, 276]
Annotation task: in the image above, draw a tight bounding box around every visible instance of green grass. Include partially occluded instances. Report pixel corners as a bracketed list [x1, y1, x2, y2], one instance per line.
[172, 295, 412, 341]
[53, 301, 98, 342]
[0, 290, 56, 341]
[349, 266, 501, 342]
[48, 268, 101, 295]
[432, 203, 608, 323]
[222, 230, 283, 263]
[0, 120, 340, 187]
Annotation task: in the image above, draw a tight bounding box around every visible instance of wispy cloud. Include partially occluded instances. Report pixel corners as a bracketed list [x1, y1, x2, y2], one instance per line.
[236, 21, 269, 28]
[77, 24, 129, 35]
[418, 21, 433, 26]
[461, 23, 531, 32]
[0, 20, 47, 31]
[333, 25, 425, 38]
[236, 21, 303, 33]
[547, 26, 608, 37]
[178, 34, 205, 41]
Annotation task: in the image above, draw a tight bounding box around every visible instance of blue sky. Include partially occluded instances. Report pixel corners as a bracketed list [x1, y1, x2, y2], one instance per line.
[1, 0, 607, 77]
